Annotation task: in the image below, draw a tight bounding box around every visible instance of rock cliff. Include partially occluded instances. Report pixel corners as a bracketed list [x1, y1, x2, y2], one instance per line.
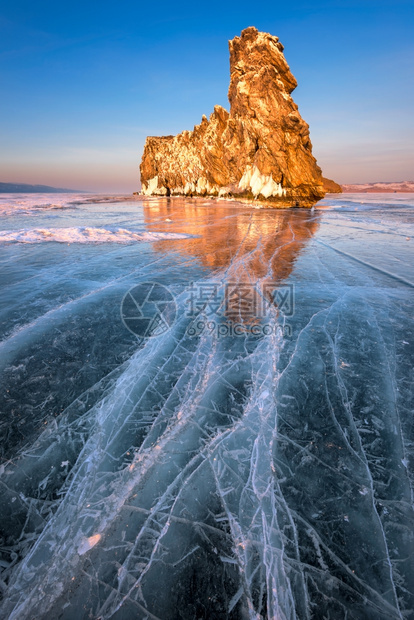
[140, 27, 330, 207]
[322, 177, 342, 193]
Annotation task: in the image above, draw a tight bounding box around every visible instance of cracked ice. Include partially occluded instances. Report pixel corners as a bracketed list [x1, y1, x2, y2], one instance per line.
[0, 193, 413, 619]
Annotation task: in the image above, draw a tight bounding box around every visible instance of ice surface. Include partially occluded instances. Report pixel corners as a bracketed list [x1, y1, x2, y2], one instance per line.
[0, 192, 139, 216]
[0, 194, 413, 619]
[0, 192, 90, 216]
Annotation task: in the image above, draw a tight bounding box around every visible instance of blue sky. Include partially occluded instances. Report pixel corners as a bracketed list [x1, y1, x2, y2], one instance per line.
[0, 0, 413, 192]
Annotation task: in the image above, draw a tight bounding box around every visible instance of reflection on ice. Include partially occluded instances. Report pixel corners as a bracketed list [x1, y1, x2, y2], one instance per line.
[0, 195, 413, 619]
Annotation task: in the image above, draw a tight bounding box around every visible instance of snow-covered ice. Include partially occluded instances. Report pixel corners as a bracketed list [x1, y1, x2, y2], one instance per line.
[0, 226, 193, 244]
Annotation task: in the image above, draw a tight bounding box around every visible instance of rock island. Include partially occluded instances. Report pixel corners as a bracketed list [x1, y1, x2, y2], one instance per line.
[140, 27, 340, 207]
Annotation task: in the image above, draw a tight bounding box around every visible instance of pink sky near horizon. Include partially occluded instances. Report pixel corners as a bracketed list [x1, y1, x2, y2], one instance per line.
[2, 127, 413, 193]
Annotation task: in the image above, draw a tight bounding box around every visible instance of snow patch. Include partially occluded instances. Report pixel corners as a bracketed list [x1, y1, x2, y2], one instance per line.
[141, 176, 160, 196]
[238, 165, 286, 198]
[0, 227, 193, 244]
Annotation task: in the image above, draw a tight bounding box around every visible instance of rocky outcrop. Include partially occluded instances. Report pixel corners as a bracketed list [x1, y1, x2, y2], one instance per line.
[322, 177, 342, 193]
[140, 27, 331, 207]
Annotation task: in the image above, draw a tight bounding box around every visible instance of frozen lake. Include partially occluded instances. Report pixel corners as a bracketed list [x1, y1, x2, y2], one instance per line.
[0, 192, 413, 619]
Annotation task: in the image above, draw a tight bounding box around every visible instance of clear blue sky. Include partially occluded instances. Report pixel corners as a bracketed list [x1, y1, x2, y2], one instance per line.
[0, 0, 413, 192]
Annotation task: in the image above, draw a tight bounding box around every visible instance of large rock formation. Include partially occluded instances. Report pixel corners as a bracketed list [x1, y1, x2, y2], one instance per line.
[140, 27, 331, 207]
[322, 177, 342, 193]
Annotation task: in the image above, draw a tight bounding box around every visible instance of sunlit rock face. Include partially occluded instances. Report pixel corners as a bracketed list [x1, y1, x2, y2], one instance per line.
[322, 177, 342, 193]
[140, 27, 329, 207]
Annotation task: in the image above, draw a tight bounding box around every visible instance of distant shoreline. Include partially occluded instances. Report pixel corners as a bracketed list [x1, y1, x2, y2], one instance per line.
[341, 189, 414, 193]
[341, 182, 414, 193]
[0, 182, 84, 193]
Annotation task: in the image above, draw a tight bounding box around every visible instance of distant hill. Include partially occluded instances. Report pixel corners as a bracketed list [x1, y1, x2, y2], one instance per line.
[0, 182, 84, 193]
[341, 181, 414, 193]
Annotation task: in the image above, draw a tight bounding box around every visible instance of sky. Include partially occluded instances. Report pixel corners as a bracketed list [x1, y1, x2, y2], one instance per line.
[0, 0, 413, 193]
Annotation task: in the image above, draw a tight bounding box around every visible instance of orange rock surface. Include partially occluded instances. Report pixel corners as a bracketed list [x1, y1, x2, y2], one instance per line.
[140, 27, 332, 207]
